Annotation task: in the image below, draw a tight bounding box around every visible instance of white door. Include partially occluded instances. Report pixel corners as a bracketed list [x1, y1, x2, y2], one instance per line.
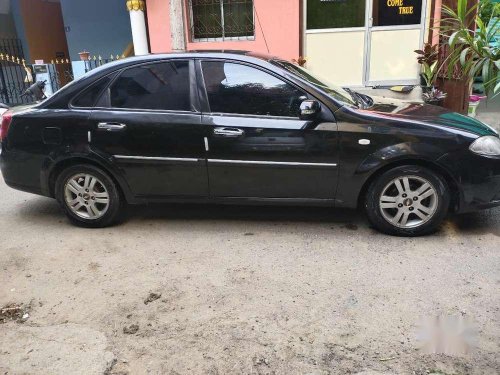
[365, 0, 428, 86]
[304, 0, 368, 86]
[304, 0, 428, 87]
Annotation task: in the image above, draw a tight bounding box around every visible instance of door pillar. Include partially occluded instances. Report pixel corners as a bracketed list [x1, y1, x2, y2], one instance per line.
[126, 0, 149, 55]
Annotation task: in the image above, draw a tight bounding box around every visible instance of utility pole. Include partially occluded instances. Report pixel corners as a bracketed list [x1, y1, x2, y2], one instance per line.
[126, 0, 149, 55]
[170, 0, 187, 51]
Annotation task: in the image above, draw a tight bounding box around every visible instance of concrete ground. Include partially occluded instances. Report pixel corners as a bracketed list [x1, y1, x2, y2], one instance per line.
[1, 187, 499, 374]
[0, 109, 499, 375]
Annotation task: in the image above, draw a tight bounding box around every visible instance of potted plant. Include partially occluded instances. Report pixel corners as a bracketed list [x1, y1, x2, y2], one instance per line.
[422, 87, 447, 105]
[420, 61, 439, 93]
[440, 0, 499, 98]
[78, 50, 90, 61]
[415, 43, 445, 99]
[415, 43, 439, 91]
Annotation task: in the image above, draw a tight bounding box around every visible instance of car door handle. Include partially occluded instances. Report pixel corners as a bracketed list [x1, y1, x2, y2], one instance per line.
[97, 122, 127, 131]
[213, 127, 244, 137]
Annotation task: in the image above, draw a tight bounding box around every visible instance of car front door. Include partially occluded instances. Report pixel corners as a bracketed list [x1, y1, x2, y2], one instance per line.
[89, 59, 209, 198]
[198, 60, 339, 200]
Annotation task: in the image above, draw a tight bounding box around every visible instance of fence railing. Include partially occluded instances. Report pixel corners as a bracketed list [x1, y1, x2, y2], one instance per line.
[1, 51, 127, 105]
[82, 55, 125, 73]
[0, 38, 25, 59]
[0, 52, 32, 105]
[53, 55, 126, 85]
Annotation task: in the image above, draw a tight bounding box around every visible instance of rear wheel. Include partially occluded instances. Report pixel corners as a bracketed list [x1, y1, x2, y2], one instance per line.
[55, 164, 123, 228]
[365, 165, 450, 236]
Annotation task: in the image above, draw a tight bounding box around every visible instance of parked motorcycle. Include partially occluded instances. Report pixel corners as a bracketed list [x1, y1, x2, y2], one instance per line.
[22, 80, 47, 101]
[0, 80, 46, 113]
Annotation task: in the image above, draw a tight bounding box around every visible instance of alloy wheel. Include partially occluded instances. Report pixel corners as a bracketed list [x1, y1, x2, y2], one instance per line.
[64, 173, 110, 220]
[379, 175, 438, 228]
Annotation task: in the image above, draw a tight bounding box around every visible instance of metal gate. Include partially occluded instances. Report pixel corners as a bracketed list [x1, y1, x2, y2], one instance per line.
[0, 38, 33, 105]
[0, 38, 76, 106]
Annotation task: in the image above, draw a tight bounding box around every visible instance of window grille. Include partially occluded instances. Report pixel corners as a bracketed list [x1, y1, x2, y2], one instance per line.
[189, 0, 255, 41]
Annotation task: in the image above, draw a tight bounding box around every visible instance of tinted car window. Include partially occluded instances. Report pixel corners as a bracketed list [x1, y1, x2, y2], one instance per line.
[271, 60, 357, 107]
[110, 61, 190, 111]
[202, 61, 306, 117]
[72, 76, 112, 108]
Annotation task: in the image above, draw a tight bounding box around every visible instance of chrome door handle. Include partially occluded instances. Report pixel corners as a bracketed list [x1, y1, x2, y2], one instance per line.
[97, 122, 127, 131]
[213, 127, 244, 137]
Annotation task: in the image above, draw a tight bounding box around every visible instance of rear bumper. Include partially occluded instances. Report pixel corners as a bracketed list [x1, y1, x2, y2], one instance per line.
[438, 151, 500, 213]
[0, 149, 47, 197]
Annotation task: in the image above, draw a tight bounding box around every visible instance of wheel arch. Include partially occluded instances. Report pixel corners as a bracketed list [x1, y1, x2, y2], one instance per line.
[356, 158, 461, 212]
[47, 156, 134, 203]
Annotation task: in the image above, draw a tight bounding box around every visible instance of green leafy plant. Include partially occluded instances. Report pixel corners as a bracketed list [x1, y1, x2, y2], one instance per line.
[415, 43, 440, 87]
[440, 0, 500, 96]
[421, 60, 439, 87]
[479, 0, 500, 24]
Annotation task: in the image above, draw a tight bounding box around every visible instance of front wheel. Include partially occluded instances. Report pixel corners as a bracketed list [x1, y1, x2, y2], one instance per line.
[55, 164, 123, 228]
[365, 165, 450, 236]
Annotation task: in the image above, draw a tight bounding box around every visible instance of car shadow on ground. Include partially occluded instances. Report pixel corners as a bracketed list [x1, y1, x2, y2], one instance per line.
[448, 209, 500, 237]
[17, 196, 366, 227]
[15, 196, 500, 236]
[129, 202, 364, 224]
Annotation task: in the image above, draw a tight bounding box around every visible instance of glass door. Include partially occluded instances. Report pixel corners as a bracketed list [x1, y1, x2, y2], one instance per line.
[304, 0, 428, 87]
[364, 0, 428, 85]
[304, 0, 368, 86]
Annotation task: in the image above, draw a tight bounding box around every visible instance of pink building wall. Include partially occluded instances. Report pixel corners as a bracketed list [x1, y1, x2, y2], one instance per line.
[147, 0, 172, 54]
[146, 0, 300, 61]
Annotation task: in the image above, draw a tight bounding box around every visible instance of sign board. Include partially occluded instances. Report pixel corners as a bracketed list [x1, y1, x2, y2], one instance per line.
[32, 64, 55, 97]
[33, 65, 48, 74]
[375, 0, 422, 26]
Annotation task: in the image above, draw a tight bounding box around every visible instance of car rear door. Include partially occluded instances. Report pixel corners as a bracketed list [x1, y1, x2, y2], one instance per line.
[88, 59, 209, 198]
[198, 59, 339, 200]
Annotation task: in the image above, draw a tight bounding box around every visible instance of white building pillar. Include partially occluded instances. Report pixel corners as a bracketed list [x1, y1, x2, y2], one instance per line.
[170, 0, 186, 51]
[126, 0, 149, 55]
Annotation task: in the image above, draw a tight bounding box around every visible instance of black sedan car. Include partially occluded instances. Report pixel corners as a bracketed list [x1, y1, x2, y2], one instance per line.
[1, 51, 499, 236]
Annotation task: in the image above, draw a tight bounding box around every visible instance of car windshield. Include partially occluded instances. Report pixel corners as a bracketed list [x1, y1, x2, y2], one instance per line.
[271, 60, 358, 107]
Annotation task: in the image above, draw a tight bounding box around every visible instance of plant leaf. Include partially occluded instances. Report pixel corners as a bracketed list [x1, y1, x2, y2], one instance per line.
[459, 47, 470, 66]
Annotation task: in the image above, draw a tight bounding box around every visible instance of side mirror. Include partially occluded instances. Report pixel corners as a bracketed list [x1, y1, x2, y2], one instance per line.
[299, 100, 320, 120]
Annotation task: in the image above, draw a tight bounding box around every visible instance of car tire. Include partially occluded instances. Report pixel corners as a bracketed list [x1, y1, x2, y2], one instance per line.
[365, 165, 450, 236]
[55, 164, 123, 228]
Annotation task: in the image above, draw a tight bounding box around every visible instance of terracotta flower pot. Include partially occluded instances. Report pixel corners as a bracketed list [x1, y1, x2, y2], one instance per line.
[78, 51, 90, 61]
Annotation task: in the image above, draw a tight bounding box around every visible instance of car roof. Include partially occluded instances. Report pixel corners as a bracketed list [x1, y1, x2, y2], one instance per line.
[91, 51, 281, 72]
[40, 51, 286, 109]
[115, 50, 279, 63]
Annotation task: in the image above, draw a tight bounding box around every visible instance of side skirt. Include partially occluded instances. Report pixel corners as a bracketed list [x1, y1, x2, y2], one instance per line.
[130, 196, 338, 207]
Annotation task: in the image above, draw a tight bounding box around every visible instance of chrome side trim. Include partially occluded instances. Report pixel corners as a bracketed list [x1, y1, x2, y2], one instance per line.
[208, 159, 337, 167]
[114, 155, 200, 162]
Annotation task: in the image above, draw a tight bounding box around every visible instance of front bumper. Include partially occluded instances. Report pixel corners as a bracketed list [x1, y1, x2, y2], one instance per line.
[438, 150, 500, 213]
